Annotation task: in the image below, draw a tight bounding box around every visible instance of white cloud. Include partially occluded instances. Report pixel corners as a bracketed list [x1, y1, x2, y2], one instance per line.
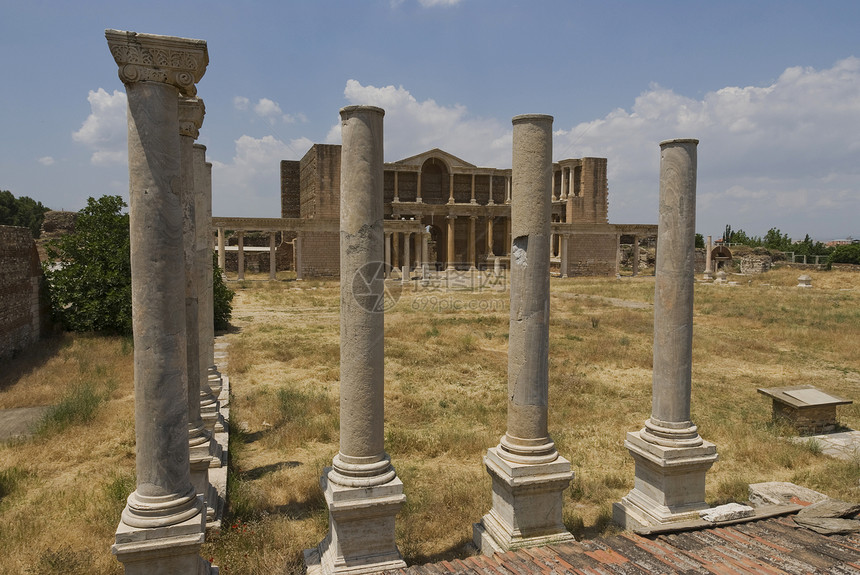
[234, 96, 250, 110]
[38, 156, 54, 166]
[553, 57, 860, 239]
[418, 0, 462, 6]
[234, 97, 301, 125]
[72, 88, 128, 166]
[211, 134, 312, 217]
[336, 79, 510, 166]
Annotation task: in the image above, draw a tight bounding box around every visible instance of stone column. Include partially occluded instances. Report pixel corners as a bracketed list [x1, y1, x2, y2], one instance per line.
[179, 98, 219, 526]
[416, 170, 423, 203]
[475, 114, 573, 554]
[487, 217, 495, 256]
[307, 105, 405, 575]
[470, 173, 477, 204]
[504, 216, 512, 256]
[560, 234, 569, 278]
[468, 215, 477, 270]
[217, 227, 225, 271]
[488, 173, 495, 205]
[448, 173, 455, 204]
[106, 29, 213, 575]
[615, 234, 622, 277]
[269, 232, 277, 280]
[614, 139, 718, 531]
[392, 230, 400, 275]
[384, 232, 392, 278]
[236, 231, 245, 280]
[505, 176, 511, 204]
[195, 149, 223, 402]
[402, 232, 411, 284]
[703, 235, 713, 280]
[421, 230, 429, 276]
[561, 167, 569, 199]
[294, 237, 303, 281]
[632, 235, 640, 277]
[446, 215, 456, 271]
[393, 171, 399, 203]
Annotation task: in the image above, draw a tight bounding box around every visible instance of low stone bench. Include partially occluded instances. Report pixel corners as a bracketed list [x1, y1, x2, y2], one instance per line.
[757, 385, 853, 435]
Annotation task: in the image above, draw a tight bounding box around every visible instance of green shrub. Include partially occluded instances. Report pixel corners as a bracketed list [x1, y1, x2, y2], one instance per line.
[828, 243, 860, 266]
[213, 254, 234, 331]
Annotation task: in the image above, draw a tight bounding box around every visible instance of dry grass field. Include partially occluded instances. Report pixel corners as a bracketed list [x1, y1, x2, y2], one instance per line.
[1, 267, 858, 574]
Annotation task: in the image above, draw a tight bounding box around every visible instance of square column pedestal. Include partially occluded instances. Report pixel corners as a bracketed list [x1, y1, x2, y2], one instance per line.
[305, 469, 406, 575]
[473, 447, 574, 554]
[113, 512, 214, 575]
[613, 431, 718, 530]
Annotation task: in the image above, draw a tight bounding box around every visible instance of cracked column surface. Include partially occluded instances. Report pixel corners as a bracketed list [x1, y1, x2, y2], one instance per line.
[106, 29, 214, 575]
[474, 114, 574, 555]
[307, 105, 405, 575]
[613, 139, 717, 531]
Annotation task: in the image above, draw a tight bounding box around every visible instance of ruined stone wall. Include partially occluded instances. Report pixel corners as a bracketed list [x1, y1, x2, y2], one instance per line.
[299, 230, 339, 277]
[740, 254, 772, 274]
[566, 158, 608, 224]
[280, 160, 301, 218]
[0, 226, 48, 360]
[568, 232, 617, 276]
[299, 144, 341, 220]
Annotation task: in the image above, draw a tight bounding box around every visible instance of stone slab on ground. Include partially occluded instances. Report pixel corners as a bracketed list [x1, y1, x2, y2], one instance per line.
[749, 481, 831, 507]
[699, 503, 755, 522]
[0, 406, 51, 442]
[792, 429, 860, 460]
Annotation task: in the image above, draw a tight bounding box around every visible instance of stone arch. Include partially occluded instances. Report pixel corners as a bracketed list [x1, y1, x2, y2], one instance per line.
[711, 245, 733, 270]
[420, 158, 450, 204]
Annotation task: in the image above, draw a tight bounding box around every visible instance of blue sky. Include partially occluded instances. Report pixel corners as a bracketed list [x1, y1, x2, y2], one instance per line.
[1, 0, 858, 241]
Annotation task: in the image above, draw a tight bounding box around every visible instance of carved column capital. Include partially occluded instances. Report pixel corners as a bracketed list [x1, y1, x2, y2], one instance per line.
[178, 97, 205, 138]
[106, 29, 208, 96]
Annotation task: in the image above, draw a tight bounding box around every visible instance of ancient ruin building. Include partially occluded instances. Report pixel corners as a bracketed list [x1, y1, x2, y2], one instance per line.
[273, 145, 655, 278]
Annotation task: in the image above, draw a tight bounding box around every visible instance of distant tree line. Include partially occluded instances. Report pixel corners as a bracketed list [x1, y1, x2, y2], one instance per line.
[0, 189, 50, 238]
[719, 224, 860, 266]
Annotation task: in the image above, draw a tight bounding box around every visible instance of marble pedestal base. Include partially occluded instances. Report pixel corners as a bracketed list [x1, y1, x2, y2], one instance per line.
[473, 447, 574, 555]
[190, 458, 222, 529]
[113, 506, 215, 575]
[305, 469, 406, 575]
[613, 430, 718, 530]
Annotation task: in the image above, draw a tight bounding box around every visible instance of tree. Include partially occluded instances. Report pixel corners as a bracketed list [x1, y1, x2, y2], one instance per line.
[695, 233, 705, 249]
[827, 244, 860, 266]
[43, 196, 132, 334]
[0, 189, 50, 238]
[763, 227, 792, 251]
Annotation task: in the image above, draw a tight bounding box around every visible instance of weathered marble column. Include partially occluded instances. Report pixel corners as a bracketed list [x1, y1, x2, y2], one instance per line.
[295, 237, 303, 280]
[421, 230, 429, 276]
[416, 170, 423, 203]
[560, 234, 569, 279]
[392, 229, 400, 273]
[384, 232, 392, 278]
[487, 217, 495, 256]
[505, 176, 511, 204]
[448, 173, 455, 204]
[236, 231, 245, 280]
[489, 173, 495, 205]
[615, 234, 623, 277]
[269, 232, 277, 280]
[179, 97, 218, 525]
[504, 216, 512, 255]
[632, 235, 640, 276]
[468, 215, 477, 270]
[106, 29, 213, 575]
[613, 139, 718, 531]
[217, 227, 225, 271]
[446, 215, 456, 271]
[402, 232, 411, 284]
[470, 173, 477, 204]
[703, 235, 713, 280]
[307, 106, 405, 575]
[474, 114, 574, 555]
[393, 171, 400, 203]
[198, 155, 223, 400]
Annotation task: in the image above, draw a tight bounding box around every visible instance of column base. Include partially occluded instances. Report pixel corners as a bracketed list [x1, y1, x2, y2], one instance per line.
[113, 503, 214, 575]
[190, 458, 223, 530]
[613, 430, 718, 531]
[702, 271, 713, 281]
[306, 468, 406, 575]
[474, 447, 574, 555]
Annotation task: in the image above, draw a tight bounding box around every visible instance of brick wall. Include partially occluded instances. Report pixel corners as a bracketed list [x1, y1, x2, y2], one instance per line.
[280, 160, 301, 218]
[299, 230, 340, 277]
[0, 226, 48, 360]
[568, 232, 617, 277]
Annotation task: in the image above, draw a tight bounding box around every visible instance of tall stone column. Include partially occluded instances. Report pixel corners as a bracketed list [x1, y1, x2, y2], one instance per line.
[392, 229, 400, 272]
[614, 139, 718, 531]
[421, 230, 429, 276]
[504, 216, 512, 255]
[632, 235, 640, 276]
[560, 234, 569, 279]
[393, 171, 399, 203]
[487, 217, 495, 256]
[384, 232, 391, 278]
[416, 170, 423, 203]
[468, 215, 477, 270]
[448, 173, 455, 204]
[269, 232, 277, 280]
[703, 235, 713, 280]
[295, 237, 303, 280]
[474, 114, 574, 555]
[307, 106, 405, 575]
[236, 231, 245, 280]
[615, 234, 623, 277]
[402, 232, 411, 284]
[505, 176, 511, 204]
[217, 227, 225, 271]
[178, 97, 218, 525]
[446, 215, 456, 271]
[470, 173, 477, 204]
[488, 173, 495, 205]
[106, 29, 213, 575]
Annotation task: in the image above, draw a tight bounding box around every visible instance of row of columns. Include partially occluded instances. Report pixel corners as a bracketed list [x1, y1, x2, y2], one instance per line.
[392, 170, 513, 205]
[553, 165, 577, 201]
[215, 228, 296, 281]
[308, 113, 716, 574]
[106, 29, 224, 574]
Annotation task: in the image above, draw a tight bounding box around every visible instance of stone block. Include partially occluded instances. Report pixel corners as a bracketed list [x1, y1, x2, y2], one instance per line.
[748, 481, 829, 507]
[699, 503, 754, 523]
